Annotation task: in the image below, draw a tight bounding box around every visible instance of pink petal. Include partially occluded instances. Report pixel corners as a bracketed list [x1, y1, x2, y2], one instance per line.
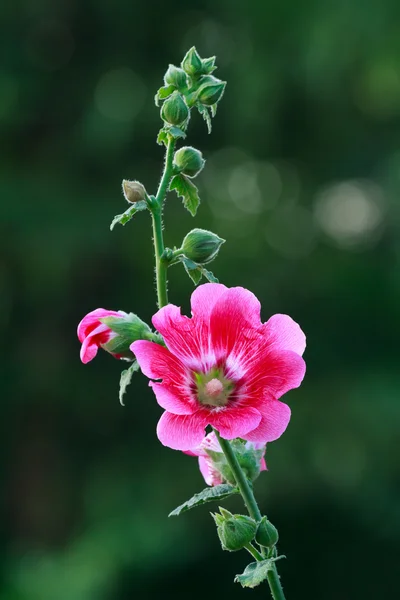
[263, 314, 306, 356]
[198, 456, 223, 486]
[243, 400, 291, 443]
[209, 406, 262, 440]
[190, 283, 227, 322]
[209, 287, 262, 359]
[149, 382, 194, 415]
[242, 349, 306, 402]
[131, 340, 185, 383]
[151, 305, 204, 369]
[79, 323, 113, 364]
[77, 309, 123, 342]
[156, 411, 208, 451]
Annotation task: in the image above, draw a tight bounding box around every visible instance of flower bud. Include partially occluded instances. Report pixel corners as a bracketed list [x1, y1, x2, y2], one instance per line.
[122, 180, 147, 204]
[197, 76, 226, 106]
[160, 91, 189, 126]
[181, 228, 225, 265]
[164, 64, 188, 91]
[212, 508, 257, 552]
[201, 56, 216, 75]
[255, 517, 279, 549]
[173, 146, 205, 178]
[181, 46, 203, 78]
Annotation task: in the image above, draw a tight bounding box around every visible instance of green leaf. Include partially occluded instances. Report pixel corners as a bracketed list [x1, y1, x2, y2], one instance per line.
[157, 128, 169, 146]
[199, 266, 219, 283]
[169, 174, 200, 216]
[169, 484, 238, 517]
[119, 361, 140, 406]
[197, 103, 212, 133]
[234, 557, 285, 589]
[154, 84, 176, 106]
[168, 126, 186, 140]
[181, 256, 202, 285]
[210, 103, 218, 118]
[110, 201, 148, 230]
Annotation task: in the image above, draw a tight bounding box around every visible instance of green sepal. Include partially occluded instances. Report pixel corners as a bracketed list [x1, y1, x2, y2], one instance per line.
[119, 361, 140, 406]
[235, 557, 285, 589]
[200, 266, 219, 283]
[210, 103, 218, 118]
[154, 84, 176, 106]
[197, 103, 212, 134]
[110, 201, 148, 230]
[157, 125, 186, 147]
[181, 256, 202, 285]
[168, 484, 238, 517]
[201, 56, 217, 75]
[169, 173, 200, 216]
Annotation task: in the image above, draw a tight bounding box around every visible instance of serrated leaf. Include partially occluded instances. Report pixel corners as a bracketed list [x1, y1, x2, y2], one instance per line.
[197, 103, 212, 133]
[110, 201, 148, 230]
[154, 84, 176, 106]
[157, 128, 169, 146]
[235, 558, 285, 589]
[199, 266, 219, 283]
[169, 484, 238, 517]
[119, 361, 140, 405]
[170, 174, 200, 216]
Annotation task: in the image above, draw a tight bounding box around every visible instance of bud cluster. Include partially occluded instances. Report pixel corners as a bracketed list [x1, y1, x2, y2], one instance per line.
[156, 47, 226, 133]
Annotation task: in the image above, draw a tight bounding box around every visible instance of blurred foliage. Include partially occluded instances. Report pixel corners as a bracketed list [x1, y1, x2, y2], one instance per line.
[1, 0, 400, 598]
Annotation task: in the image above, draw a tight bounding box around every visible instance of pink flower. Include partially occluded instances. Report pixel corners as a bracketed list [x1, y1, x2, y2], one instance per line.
[77, 308, 128, 364]
[131, 283, 306, 451]
[186, 431, 267, 486]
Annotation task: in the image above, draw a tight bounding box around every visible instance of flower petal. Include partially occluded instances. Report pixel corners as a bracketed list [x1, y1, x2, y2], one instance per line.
[149, 382, 194, 415]
[131, 340, 185, 382]
[263, 314, 306, 356]
[190, 283, 227, 323]
[243, 400, 291, 443]
[198, 456, 222, 486]
[156, 411, 208, 451]
[209, 406, 262, 440]
[77, 309, 123, 342]
[79, 323, 113, 364]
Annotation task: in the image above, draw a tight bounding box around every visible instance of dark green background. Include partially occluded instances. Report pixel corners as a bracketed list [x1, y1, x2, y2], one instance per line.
[2, 1, 400, 598]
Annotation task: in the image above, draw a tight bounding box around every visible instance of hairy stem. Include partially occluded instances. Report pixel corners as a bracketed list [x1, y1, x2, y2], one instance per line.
[152, 135, 176, 309]
[214, 429, 286, 600]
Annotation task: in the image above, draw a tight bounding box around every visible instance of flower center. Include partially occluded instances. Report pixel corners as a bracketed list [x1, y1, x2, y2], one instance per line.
[194, 369, 234, 407]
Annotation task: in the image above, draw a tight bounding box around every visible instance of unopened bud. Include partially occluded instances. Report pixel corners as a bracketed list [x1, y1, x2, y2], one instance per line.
[164, 64, 188, 91]
[212, 508, 257, 552]
[255, 517, 279, 549]
[181, 46, 202, 78]
[197, 76, 226, 106]
[122, 180, 147, 204]
[173, 146, 205, 178]
[161, 91, 189, 126]
[201, 56, 216, 75]
[99, 313, 153, 359]
[181, 228, 225, 265]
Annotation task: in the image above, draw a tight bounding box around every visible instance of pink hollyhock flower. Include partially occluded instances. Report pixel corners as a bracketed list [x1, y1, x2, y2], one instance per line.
[186, 431, 267, 486]
[131, 283, 306, 451]
[77, 308, 128, 364]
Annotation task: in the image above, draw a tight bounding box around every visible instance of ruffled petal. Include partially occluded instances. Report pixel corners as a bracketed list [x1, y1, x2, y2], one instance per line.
[240, 349, 306, 403]
[263, 314, 306, 356]
[208, 406, 262, 440]
[79, 323, 113, 364]
[131, 340, 185, 383]
[156, 411, 208, 451]
[77, 309, 123, 342]
[243, 400, 291, 443]
[190, 283, 227, 323]
[149, 382, 194, 415]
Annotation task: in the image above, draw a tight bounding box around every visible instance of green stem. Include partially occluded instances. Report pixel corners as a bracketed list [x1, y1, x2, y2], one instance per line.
[244, 542, 264, 562]
[213, 429, 286, 600]
[151, 135, 176, 309]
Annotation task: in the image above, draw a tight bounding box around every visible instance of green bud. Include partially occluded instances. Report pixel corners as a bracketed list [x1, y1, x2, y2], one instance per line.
[98, 313, 153, 359]
[197, 76, 226, 106]
[181, 46, 203, 78]
[255, 517, 279, 549]
[181, 228, 225, 265]
[164, 64, 188, 91]
[201, 56, 216, 75]
[160, 91, 189, 126]
[122, 180, 147, 204]
[213, 508, 257, 552]
[173, 146, 205, 178]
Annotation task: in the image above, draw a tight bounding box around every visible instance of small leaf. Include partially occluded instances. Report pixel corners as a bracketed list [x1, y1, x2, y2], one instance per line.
[210, 103, 218, 118]
[182, 257, 202, 285]
[170, 174, 200, 216]
[110, 201, 148, 230]
[199, 266, 219, 283]
[119, 361, 140, 405]
[234, 557, 285, 589]
[197, 103, 212, 133]
[154, 84, 176, 106]
[157, 128, 169, 146]
[168, 126, 186, 140]
[169, 484, 238, 517]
